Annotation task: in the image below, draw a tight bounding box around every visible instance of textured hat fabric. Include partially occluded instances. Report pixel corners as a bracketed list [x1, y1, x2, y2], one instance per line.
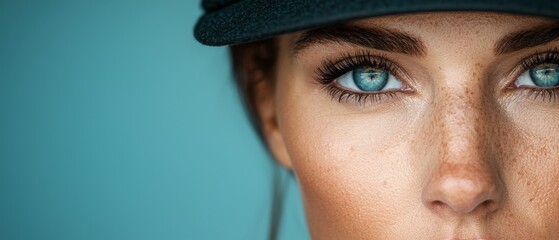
[194, 0, 559, 46]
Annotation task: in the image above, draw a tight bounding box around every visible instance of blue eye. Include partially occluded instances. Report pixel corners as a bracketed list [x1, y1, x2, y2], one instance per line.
[516, 63, 559, 87]
[336, 67, 402, 92]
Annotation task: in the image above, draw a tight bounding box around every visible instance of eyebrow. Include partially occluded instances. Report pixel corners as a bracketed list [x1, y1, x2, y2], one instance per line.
[495, 23, 559, 55]
[293, 25, 427, 57]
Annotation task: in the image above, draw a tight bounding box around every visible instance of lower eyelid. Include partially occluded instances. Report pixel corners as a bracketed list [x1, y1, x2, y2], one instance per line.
[324, 85, 405, 106]
[514, 87, 559, 103]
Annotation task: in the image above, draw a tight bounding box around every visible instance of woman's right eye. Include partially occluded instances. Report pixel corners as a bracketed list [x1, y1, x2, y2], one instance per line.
[515, 63, 559, 88]
[336, 67, 403, 93]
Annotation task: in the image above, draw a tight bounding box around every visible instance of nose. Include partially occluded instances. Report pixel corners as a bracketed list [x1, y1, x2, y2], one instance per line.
[421, 86, 504, 217]
[422, 161, 503, 215]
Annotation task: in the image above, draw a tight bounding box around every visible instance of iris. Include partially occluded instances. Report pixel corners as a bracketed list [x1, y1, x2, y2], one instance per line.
[530, 63, 559, 87]
[352, 67, 388, 91]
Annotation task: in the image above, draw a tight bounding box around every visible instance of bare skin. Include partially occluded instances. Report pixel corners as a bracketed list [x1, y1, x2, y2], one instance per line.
[255, 12, 559, 239]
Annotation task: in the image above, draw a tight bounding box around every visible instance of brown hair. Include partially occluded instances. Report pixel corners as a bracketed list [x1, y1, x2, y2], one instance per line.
[229, 39, 278, 139]
[230, 39, 286, 240]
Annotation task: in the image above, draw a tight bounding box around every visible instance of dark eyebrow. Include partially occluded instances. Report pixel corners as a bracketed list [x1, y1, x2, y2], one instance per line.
[293, 25, 426, 57]
[495, 23, 559, 55]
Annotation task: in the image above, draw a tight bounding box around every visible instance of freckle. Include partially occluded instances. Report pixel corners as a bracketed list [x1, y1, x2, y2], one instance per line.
[383, 181, 387, 187]
[475, 62, 483, 69]
[529, 198, 534, 202]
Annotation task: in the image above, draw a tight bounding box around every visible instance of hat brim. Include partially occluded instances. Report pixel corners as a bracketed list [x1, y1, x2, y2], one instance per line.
[194, 0, 559, 46]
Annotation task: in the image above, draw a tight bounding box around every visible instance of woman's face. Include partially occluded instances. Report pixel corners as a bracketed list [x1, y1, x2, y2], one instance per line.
[258, 12, 559, 239]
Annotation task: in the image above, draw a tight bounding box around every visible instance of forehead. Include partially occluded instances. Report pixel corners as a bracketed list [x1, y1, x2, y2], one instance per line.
[353, 12, 554, 30]
[286, 12, 556, 44]
[283, 12, 558, 58]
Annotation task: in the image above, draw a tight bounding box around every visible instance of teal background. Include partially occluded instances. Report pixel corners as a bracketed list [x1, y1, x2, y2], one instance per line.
[0, 1, 308, 239]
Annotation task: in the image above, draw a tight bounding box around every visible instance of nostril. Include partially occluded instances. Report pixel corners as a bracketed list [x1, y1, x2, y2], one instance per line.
[422, 174, 503, 216]
[429, 200, 445, 211]
[431, 200, 443, 207]
[479, 199, 498, 213]
[427, 196, 496, 215]
[432, 200, 444, 206]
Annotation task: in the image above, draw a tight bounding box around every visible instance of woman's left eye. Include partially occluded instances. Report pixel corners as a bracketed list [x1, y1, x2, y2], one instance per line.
[336, 67, 403, 92]
[515, 63, 559, 88]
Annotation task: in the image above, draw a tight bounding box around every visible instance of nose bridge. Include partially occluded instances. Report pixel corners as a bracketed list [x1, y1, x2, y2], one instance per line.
[422, 79, 503, 216]
[438, 84, 486, 158]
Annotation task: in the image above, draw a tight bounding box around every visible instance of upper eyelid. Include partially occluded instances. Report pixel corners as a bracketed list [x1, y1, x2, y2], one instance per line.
[519, 49, 559, 69]
[315, 51, 407, 82]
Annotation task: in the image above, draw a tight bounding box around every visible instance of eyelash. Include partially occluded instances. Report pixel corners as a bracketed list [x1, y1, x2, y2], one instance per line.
[315, 51, 407, 105]
[515, 49, 559, 102]
[315, 50, 559, 105]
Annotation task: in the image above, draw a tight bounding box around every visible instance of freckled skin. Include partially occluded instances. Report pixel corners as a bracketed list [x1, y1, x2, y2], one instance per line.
[259, 13, 559, 239]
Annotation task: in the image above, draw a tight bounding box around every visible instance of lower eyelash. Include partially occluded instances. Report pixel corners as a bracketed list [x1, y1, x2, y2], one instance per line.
[517, 87, 559, 103]
[324, 85, 401, 106]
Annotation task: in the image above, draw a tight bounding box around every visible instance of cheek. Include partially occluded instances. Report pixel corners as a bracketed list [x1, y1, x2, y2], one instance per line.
[498, 103, 559, 232]
[276, 79, 424, 237]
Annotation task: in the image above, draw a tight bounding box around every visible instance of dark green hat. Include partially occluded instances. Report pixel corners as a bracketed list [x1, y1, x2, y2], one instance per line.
[194, 0, 559, 46]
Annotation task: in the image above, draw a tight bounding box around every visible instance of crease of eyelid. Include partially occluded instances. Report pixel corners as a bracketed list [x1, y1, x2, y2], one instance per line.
[292, 24, 427, 58]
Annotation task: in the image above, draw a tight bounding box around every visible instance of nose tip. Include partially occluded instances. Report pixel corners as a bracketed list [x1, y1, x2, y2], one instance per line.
[423, 172, 502, 216]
